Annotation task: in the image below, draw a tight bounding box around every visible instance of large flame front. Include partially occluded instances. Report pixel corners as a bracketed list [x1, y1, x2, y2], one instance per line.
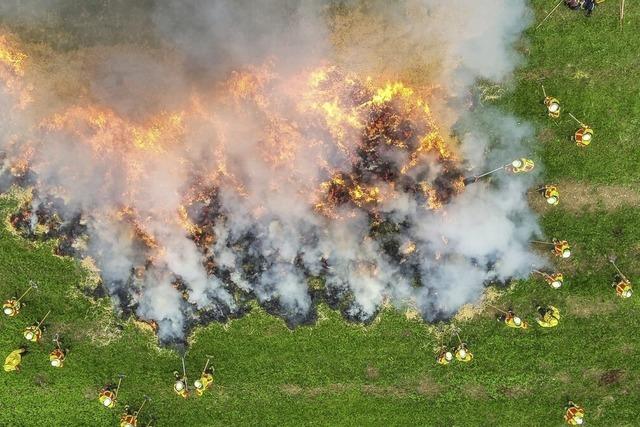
[1, 32, 470, 341]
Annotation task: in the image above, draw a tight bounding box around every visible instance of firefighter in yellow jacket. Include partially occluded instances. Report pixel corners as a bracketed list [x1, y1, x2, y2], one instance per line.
[609, 256, 633, 298]
[4, 348, 27, 372]
[99, 386, 117, 409]
[553, 239, 571, 258]
[506, 158, 535, 174]
[436, 347, 454, 365]
[2, 299, 22, 317]
[539, 185, 560, 206]
[573, 124, 593, 147]
[120, 397, 148, 427]
[194, 367, 214, 396]
[99, 374, 124, 408]
[613, 276, 633, 298]
[23, 325, 43, 343]
[500, 310, 529, 329]
[455, 343, 473, 362]
[544, 96, 561, 118]
[533, 270, 564, 289]
[120, 405, 139, 427]
[173, 371, 189, 398]
[545, 272, 564, 289]
[2, 283, 36, 317]
[24, 310, 50, 343]
[49, 335, 66, 368]
[536, 305, 560, 328]
[564, 401, 585, 425]
[49, 348, 66, 368]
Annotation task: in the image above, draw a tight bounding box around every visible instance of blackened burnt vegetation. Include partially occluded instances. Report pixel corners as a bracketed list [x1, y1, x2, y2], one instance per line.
[2, 69, 475, 346]
[9, 193, 87, 258]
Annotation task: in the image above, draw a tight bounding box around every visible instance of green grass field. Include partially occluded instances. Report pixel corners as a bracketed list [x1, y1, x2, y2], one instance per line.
[1, 1, 640, 426]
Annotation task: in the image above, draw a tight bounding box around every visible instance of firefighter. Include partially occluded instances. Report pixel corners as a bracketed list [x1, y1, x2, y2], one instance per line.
[455, 343, 473, 362]
[49, 335, 66, 368]
[121, 398, 149, 427]
[506, 158, 535, 174]
[99, 386, 117, 409]
[500, 310, 529, 329]
[50, 348, 66, 368]
[613, 276, 633, 298]
[573, 124, 593, 147]
[553, 239, 571, 258]
[564, 401, 585, 425]
[2, 283, 36, 317]
[546, 272, 564, 289]
[24, 310, 50, 343]
[533, 269, 564, 289]
[2, 299, 21, 317]
[544, 96, 561, 118]
[100, 374, 124, 408]
[609, 257, 633, 298]
[3, 348, 27, 372]
[436, 347, 454, 365]
[23, 325, 43, 343]
[540, 185, 560, 205]
[194, 367, 214, 397]
[173, 371, 189, 398]
[120, 405, 138, 427]
[536, 305, 560, 328]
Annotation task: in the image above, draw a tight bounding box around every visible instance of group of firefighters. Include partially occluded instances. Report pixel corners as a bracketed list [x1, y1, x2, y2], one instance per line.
[1, 279, 215, 426]
[437, 80, 633, 425]
[172, 356, 215, 399]
[543, 86, 594, 147]
[471, 88, 592, 185]
[497, 83, 594, 183]
[2, 282, 67, 373]
[97, 356, 214, 426]
[1, 105, 630, 427]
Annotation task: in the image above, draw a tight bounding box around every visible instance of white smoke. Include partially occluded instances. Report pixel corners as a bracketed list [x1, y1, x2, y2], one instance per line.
[0, 0, 544, 342]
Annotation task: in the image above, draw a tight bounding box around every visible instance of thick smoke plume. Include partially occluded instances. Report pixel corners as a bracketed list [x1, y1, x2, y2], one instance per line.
[0, 0, 542, 342]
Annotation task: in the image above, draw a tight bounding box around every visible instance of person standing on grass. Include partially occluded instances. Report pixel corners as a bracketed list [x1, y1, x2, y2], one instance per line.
[49, 348, 66, 368]
[173, 371, 189, 398]
[436, 347, 454, 365]
[120, 405, 139, 427]
[3, 348, 27, 372]
[564, 401, 585, 425]
[545, 272, 564, 289]
[536, 305, 560, 328]
[23, 324, 43, 343]
[2, 298, 22, 317]
[455, 343, 473, 362]
[49, 335, 67, 368]
[613, 276, 633, 298]
[194, 366, 214, 397]
[499, 310, 529, 329]
[539, 185, 560, 205]
[99, 386, 117, 408]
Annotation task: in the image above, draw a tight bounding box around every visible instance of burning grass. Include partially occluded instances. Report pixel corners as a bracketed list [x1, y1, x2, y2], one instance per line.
[0, 32, 476, 343]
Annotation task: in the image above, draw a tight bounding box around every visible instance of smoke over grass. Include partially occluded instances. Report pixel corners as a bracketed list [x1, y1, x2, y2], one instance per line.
[0, 0, 542, 343]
